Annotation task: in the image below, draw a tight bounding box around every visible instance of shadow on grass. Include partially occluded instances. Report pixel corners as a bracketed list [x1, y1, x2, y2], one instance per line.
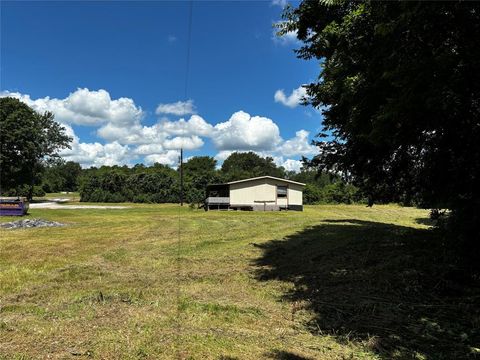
[264, 350, 314, 360]
[29, 199, 52, 204]
[415, 217, 436, 227]
[253, 219, 480, 360]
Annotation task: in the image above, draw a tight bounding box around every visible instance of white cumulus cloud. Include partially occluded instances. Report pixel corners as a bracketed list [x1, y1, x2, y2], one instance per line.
[97, 114, 211, 150]
[59, 124, 133, 168]
[278, 130, 317, 157]
[213, 127, 316, 173]
[274, 86, 307, 108]
[144, 150, 180, 167]
[161, 115, 213, 137]
[214, 150, 234, 162]
[133, 143, 165, 155]
[163, 135, 204, 150]
[212, 111, 282, 151]
[156, 100, 196, 116]
[1, 89, 318, 171]
[0, 88, 143, 126]
[278, 158, 304, 172]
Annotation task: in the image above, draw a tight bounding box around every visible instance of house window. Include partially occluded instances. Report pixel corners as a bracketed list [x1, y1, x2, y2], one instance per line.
[277, 186, 287, 198]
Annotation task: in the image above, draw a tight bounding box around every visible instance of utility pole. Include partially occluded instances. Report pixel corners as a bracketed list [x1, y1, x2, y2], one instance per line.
[180, 148, 184, 206]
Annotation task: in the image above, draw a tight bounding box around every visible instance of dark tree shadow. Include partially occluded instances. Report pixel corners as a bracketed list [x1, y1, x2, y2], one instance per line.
[415, 217, 436, 227]
[29, 199, 51, 204]
[265, 350, 314, 360]
[253, 219, 480, 360]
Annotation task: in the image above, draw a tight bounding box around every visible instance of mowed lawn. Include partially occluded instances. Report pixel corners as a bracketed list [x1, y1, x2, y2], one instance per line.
[1, 204, 478, 359]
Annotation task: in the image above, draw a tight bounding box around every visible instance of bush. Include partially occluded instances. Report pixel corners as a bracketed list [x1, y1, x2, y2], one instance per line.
[0, 184, 45, 198]
[80, 169, 179, 203]
[304, 182, 363, 205]
[32, 186, 46, 197]
[303, 183, 323, 204]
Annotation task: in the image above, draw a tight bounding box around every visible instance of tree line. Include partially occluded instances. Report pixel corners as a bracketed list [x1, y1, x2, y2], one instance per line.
[44, 153, 363, 205]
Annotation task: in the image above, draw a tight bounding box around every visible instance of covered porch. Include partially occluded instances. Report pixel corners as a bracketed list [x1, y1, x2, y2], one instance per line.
[205, 184, 230, 210]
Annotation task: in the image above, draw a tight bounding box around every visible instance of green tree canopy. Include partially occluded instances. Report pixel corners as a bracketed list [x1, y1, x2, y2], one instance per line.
[77, 156, 360, 205]
[0, 97, 72, 198]
[181, 156, 220, 203]
[283, 1, 480, 257]
[221, 152, 285, 181]
[42, 161, 82, 193]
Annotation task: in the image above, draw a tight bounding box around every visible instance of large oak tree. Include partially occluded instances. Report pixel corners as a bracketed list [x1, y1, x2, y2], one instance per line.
[0, 97, 72, 199]
[221, 152, 285, 182]
[282, 1, 480, 257]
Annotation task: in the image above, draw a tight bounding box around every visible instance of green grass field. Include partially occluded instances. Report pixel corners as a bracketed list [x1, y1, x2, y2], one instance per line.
[1, 204, 478, 359]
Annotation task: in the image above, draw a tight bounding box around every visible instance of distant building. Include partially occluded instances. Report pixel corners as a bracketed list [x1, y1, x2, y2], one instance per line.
[205, 176, 305, 211]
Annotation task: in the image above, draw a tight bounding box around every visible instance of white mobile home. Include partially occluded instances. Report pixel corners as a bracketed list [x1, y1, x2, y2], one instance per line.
[205, 176, 305, 211]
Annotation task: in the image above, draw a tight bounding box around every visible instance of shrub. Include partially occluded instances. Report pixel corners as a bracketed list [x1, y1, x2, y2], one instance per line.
[80, 169, 179, 203]
[303, 184, 323, 204]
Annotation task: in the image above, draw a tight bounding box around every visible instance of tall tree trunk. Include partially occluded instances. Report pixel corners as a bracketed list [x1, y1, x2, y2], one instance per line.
[27, 162, 36, 201]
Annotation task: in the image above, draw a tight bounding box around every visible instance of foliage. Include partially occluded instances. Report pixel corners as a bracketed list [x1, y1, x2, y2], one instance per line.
[283, 1, 480, 259]
[80, 165, 178, 203]
[42, 161, 82, 193]
[78, 152, 361, 205]
[303, 183, 324, 204]
[221, 152, 285, 181]
[182, 156, 221, 204]
[1, 184, 46, 198]
[0, 97, 72, 199]
[322, 182, 362, 204]
[289, 169, 332, 188]
[304, 182, 363, 204]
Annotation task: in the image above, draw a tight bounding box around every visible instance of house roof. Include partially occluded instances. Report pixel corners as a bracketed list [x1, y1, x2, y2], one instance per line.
[226, 176, 306, 186]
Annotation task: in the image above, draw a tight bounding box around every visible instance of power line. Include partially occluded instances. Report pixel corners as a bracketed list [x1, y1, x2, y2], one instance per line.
[184, 0, 193, 103]
[179, 0, 193, 207]
[176, 2, 193, 358]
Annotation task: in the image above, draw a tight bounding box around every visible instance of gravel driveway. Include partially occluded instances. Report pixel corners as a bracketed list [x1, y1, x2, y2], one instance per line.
[30, 201, 129, 209]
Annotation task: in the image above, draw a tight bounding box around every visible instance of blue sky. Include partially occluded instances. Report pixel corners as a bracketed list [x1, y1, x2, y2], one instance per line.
[1, 0, 323, 171]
